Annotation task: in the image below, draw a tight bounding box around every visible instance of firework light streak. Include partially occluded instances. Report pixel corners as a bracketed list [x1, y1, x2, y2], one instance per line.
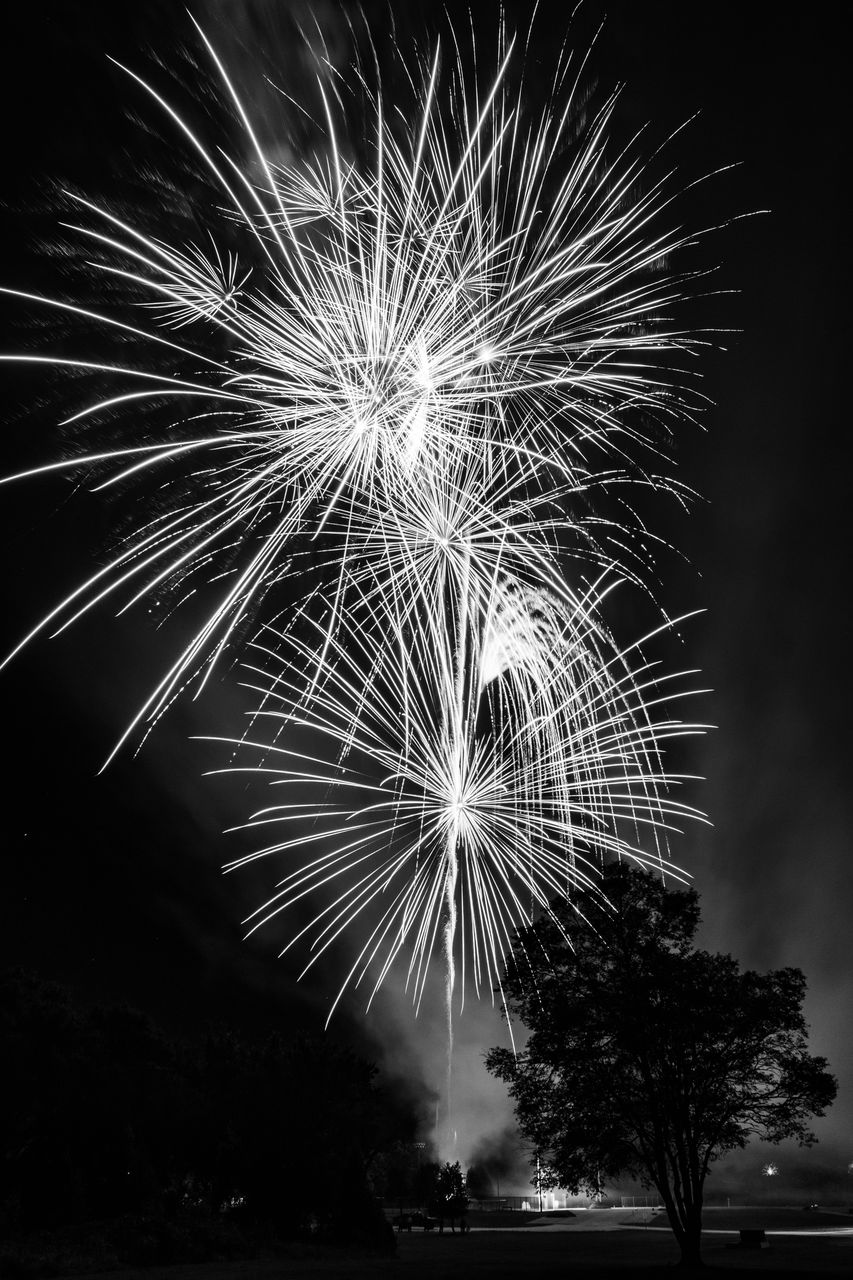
[1, 15, 703, 757]
[206, 570, 705, 1145]
[207, 587, 702, 1022]
[2, 14, 713, 1143]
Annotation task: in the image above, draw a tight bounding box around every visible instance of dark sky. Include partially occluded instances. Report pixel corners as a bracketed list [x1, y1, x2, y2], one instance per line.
[1, 1, 849, 1188]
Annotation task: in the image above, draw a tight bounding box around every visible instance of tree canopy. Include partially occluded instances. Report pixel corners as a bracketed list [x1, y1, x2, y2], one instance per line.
[486, 865, 837, 1266]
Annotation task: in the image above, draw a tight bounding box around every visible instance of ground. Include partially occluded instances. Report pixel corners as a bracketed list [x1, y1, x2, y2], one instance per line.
[53, 1207, 853, 1279]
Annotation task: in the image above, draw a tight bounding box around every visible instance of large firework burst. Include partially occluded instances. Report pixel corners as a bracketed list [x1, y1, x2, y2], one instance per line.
[211, 582, 702, 1022]
[2, 13, 710, 1038]
[2, 14, 700, 756]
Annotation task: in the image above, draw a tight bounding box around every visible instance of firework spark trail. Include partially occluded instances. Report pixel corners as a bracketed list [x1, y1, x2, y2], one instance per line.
[205, 573, 705, 1020]
[2, 16, 714, 1151]
[2, 16, 704, 761]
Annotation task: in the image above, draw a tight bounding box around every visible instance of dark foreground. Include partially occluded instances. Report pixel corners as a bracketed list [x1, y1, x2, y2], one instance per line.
[53, 1211, 852, 1280]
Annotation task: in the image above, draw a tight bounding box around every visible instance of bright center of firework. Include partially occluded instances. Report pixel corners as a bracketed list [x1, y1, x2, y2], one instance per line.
[446, 797, 473, 841]
[429, 525, 468, 557]
[364, 353, 410, 406]
[413, 360, 434, 392]
[346, 345, 435, 466]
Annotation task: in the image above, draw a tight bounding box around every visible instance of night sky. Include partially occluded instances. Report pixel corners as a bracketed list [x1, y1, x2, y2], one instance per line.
[1, 1, 849, 1194]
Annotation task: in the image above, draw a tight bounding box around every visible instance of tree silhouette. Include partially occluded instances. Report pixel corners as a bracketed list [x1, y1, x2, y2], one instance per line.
[0, 970, 399, 1256]
[426, 1161, 469, 1233]
[487, 865, 837, 1267]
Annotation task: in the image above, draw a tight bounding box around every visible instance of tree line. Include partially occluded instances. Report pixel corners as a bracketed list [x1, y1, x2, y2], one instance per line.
[1, 969, 403, 1260]
[1, 865, 837, 1271]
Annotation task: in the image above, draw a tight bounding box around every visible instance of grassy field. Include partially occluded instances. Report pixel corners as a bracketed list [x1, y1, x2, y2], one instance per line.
[52, 1207, 852, 1279]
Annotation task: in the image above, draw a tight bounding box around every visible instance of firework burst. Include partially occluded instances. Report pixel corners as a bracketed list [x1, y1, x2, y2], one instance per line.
[2, 13, 712, 1069]
[2, 14, 702, 762]
[208, 577, 704, 1022]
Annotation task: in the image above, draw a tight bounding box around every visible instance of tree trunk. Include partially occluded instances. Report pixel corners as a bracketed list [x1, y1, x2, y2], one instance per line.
[656, 1174, 704, 1268]
[675, 1203, 704, 1268]
[677, 1237, 703, 1267]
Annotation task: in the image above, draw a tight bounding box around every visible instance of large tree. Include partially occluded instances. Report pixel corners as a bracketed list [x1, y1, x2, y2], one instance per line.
[486, 865, 836, 1267]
